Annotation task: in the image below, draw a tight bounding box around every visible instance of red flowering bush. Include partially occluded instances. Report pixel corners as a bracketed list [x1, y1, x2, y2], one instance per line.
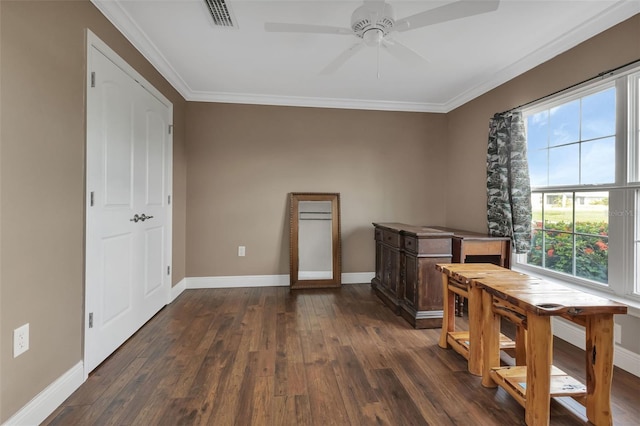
[527, 220, 608, 283]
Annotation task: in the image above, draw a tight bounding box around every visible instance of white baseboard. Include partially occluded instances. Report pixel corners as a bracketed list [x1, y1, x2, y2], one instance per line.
[186, 272, 375, 289]
[341, 272, 375, 284]
[553, 318, 640, 377]
[169, 277, 186, 302]
[187, 274, 290, 288]
[2, 361, 84, 426]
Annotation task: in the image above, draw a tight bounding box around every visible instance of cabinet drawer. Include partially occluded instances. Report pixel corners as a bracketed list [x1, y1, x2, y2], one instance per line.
[375, 228, 383, 242]
[460, 240, 504, 256]
[382, 230, 401, 247]
[404, 236, 451, 255]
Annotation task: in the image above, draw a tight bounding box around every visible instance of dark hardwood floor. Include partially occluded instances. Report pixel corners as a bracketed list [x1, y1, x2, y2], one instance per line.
[43, 285, 639, 425]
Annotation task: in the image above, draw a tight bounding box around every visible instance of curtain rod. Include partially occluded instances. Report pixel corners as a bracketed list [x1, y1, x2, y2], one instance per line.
[502, 58, 640, 115]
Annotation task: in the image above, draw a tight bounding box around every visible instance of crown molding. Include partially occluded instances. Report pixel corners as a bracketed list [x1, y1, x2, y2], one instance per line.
[92, 0, 640, 114]
[187, 90, 448, 112]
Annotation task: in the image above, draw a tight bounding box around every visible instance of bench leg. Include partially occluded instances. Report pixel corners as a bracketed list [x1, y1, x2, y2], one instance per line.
[438, 273, 455, 349]
[481, 290, 500, 388]
[585, 314, 614, 426]
[525, 314, 552, 426]
[467, 285, 483, 376]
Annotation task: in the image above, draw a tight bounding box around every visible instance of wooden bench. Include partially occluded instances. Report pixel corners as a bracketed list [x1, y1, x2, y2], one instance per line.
[471, 272, 627, 426]
[436, 263, 528, 375]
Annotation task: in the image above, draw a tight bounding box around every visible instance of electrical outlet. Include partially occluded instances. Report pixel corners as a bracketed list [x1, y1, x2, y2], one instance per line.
[614, 323, 622, 344]
[13, 323, 29, 358]
[238, 246, 246, 257]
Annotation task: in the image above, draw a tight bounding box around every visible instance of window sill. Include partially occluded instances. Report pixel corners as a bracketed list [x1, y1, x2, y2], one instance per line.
[511, 264, 640, 318]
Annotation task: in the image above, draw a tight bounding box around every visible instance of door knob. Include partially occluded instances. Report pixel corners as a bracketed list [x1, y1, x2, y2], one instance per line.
[130, 213, 154, 223]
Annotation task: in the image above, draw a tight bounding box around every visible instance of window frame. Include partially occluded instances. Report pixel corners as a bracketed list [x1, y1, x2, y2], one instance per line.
[514, 64, 640, 311]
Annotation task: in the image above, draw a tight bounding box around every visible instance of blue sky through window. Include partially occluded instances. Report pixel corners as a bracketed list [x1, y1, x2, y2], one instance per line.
[527, 87, 616, 187]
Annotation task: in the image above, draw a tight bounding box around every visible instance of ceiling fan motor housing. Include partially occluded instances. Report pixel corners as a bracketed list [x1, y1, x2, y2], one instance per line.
[351, 2, 395, 39]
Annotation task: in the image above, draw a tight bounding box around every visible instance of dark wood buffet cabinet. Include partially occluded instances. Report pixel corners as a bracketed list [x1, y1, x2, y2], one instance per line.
[372, 223, 511, 329]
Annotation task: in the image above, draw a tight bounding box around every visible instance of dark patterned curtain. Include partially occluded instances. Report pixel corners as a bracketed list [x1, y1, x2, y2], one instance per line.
[487, 111, 532, 254]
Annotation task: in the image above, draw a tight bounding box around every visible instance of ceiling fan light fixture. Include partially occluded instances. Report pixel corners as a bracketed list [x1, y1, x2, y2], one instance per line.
[363, 28, 384, 47]
[350, 2, 395, 38]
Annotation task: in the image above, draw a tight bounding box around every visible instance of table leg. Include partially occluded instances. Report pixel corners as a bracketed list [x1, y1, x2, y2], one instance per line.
[525, 313, 552, 426]
[438, 273, 455, 349]
[585, 314, 614, 426]
[467, 285, 483, 376]
[481, 290, 499, 388]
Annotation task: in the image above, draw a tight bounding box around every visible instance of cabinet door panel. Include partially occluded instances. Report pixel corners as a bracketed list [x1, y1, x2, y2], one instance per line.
[404, 255, 417, 308]
[416, 257, 449, 311]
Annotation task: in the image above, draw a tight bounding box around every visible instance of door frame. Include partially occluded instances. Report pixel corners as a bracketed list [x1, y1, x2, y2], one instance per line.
[84, 30, 173, 379]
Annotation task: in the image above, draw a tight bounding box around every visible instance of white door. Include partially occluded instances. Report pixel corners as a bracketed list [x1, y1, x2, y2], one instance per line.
[85, 32, 172, 373]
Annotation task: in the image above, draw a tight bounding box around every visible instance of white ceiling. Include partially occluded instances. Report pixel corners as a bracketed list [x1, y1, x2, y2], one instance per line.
[92, 0, 640, 112]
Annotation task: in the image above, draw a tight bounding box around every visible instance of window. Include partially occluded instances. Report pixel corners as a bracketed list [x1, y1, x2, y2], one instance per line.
[528, 191, 609, 284]
[516, 66, 640, 302]
[528, 87, 616, 187]
[636, 190, 640, 294]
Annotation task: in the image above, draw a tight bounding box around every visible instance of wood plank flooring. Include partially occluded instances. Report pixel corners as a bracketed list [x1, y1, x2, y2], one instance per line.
[43, 285, 639, 425]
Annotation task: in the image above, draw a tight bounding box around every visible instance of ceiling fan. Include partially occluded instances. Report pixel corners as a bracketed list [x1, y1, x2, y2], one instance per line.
[264, 0, 500, 74]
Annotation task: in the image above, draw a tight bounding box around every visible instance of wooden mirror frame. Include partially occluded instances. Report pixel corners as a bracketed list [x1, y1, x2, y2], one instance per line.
[289, 192, 341, 289]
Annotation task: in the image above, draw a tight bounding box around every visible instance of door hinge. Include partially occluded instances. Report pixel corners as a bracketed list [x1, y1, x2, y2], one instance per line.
[167, 266, 171, 276]
[168, 124, 173, 134]
[168, 195, 171, 205]
[90, 72, 96, 88]
[89, 313, 94, 328]
[90, 191, 94, 207]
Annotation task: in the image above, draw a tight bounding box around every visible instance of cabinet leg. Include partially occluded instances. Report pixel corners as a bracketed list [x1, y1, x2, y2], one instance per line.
[455, 295, 465, 317]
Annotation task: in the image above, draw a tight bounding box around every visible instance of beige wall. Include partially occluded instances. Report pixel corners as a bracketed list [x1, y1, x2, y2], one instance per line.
[0, 0, 187, 421]
[444, 14, 640, 352]
[185, 103, 448, 277]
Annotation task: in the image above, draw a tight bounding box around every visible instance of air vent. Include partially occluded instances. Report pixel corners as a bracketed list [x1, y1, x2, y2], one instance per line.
[203, 0, 237, 28]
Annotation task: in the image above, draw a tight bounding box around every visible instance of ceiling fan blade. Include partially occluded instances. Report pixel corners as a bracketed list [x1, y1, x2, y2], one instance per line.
[395, 0, 500, 32]
[265, 22, 352, 35]
[320, 43, 366, 75]
[381, 38, 428, 66]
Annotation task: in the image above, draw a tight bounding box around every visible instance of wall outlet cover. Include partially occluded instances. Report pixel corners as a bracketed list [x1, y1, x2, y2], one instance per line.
[14, 323, 30, 358]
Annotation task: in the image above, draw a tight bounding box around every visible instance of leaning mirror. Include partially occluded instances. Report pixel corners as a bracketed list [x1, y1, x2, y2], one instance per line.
[289, 193, 341, 289]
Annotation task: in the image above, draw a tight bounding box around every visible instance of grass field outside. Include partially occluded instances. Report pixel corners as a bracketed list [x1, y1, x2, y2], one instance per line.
[532, 206, 609, 228]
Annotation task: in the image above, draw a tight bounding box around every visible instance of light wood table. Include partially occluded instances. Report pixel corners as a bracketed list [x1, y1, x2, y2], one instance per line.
[471, 273, 627, 426]
[436, 263, 530, 375]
